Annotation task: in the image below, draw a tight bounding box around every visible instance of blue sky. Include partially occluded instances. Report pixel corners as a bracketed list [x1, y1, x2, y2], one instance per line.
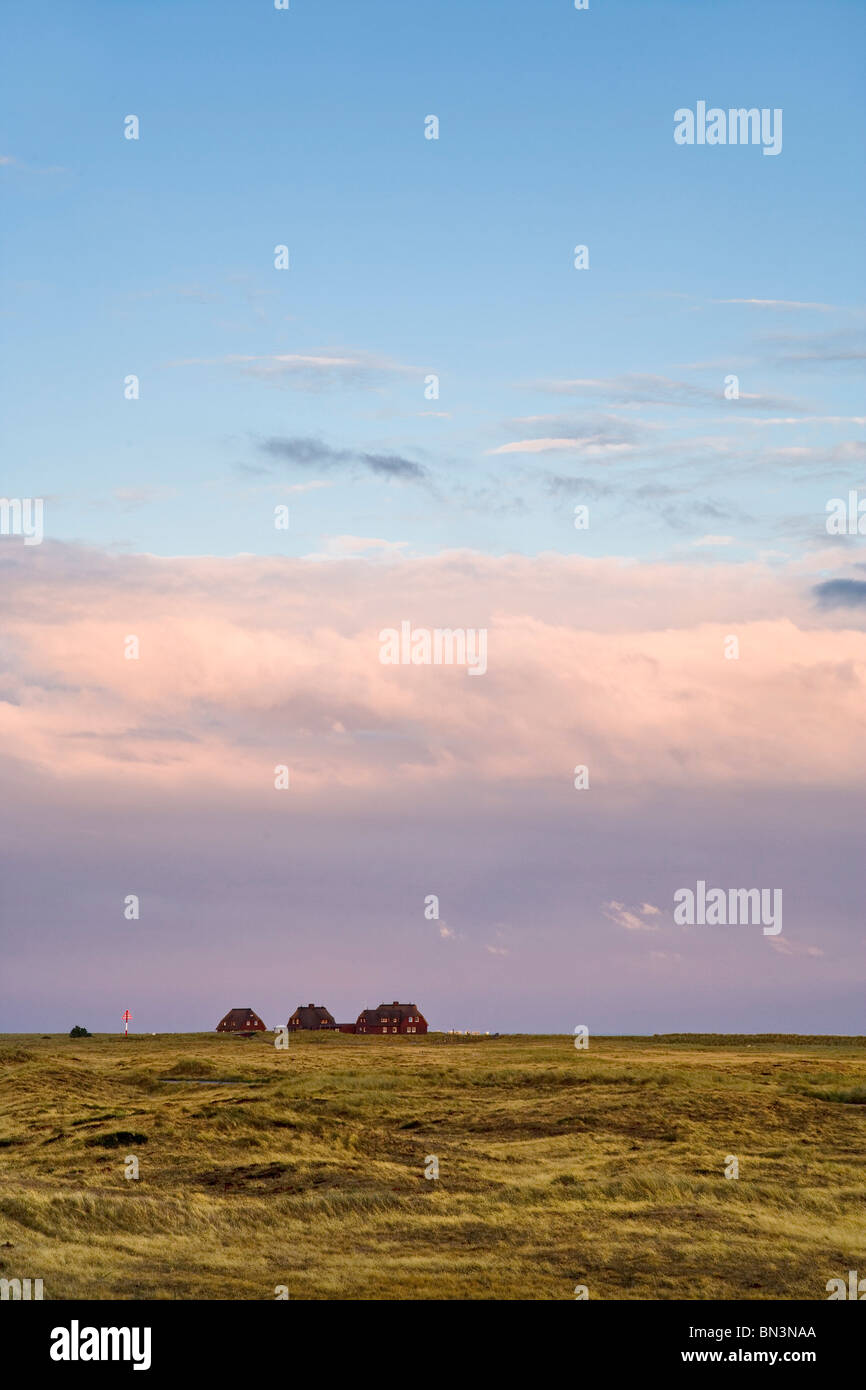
[3, 0, 864, 562]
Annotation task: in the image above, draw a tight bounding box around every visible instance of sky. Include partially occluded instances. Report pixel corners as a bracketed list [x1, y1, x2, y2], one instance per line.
[1, 0, 864, 1033]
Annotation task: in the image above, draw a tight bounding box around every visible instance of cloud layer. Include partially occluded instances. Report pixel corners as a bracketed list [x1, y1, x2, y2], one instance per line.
[1, 543, 865, 798]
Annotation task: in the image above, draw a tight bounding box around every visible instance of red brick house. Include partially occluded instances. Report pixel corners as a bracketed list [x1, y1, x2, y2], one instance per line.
[355, 1001, 427, 1035]
[287, 1004, 336, 1031]
[216, 1007, 266, 1036]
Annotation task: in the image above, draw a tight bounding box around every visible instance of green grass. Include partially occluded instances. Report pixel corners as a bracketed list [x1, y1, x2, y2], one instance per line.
[0, 1031, 863, 1300]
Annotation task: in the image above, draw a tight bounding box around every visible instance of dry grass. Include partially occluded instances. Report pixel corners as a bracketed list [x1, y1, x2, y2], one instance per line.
[0, 1031, 863, 1300]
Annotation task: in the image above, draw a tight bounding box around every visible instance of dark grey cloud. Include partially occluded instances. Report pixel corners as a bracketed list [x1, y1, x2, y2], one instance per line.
[764, 330, 866, 368]
[543, 473, 613, 500]
[258, 436, 428, 482]
[660, 498, 749, 528]
[362, 452, 427, 481]
[260, 437, 351, 468]
[812, 579, 866, 609]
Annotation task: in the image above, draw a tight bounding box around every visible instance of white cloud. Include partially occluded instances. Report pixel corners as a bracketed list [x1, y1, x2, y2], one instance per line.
[727, 416, 866, 426]
[487, 438, 635, 457]
[164, 349, 421, 392]
[768, 937, 824, 957]
[603, 901, 661, 932]
[714, 298, 839, 312]
[302, 536, 410, 561]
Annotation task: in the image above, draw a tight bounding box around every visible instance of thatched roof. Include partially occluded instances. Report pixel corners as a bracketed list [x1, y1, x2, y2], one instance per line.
[288, 1004, 336, 1029]
[357, 1002, 421, 1025]
[216, 1008, 266, 1033]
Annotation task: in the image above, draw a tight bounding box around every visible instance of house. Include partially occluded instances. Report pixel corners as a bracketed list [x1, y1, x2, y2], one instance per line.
[216, 1007, 266, 1036]
[355, 1001, 427, 1035]
[287, 1004, 336, 1031]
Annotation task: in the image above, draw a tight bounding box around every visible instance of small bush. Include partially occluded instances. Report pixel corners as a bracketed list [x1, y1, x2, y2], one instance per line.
[810, 1085, 866, 1105]
[85, 1131, 148, 1149]
[69, 1026, 91, 1038]
[160, 1058, 217, 1079]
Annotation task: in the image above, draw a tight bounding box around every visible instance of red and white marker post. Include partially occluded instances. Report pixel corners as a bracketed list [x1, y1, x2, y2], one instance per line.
[122, 1009, 132, 1038]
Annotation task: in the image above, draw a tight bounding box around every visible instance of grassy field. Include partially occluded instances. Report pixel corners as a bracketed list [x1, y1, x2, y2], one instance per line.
[0, 1031, 864, 1300]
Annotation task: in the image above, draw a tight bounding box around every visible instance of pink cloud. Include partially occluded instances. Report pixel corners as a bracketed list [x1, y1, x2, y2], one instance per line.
[1, 543, 864, 801]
